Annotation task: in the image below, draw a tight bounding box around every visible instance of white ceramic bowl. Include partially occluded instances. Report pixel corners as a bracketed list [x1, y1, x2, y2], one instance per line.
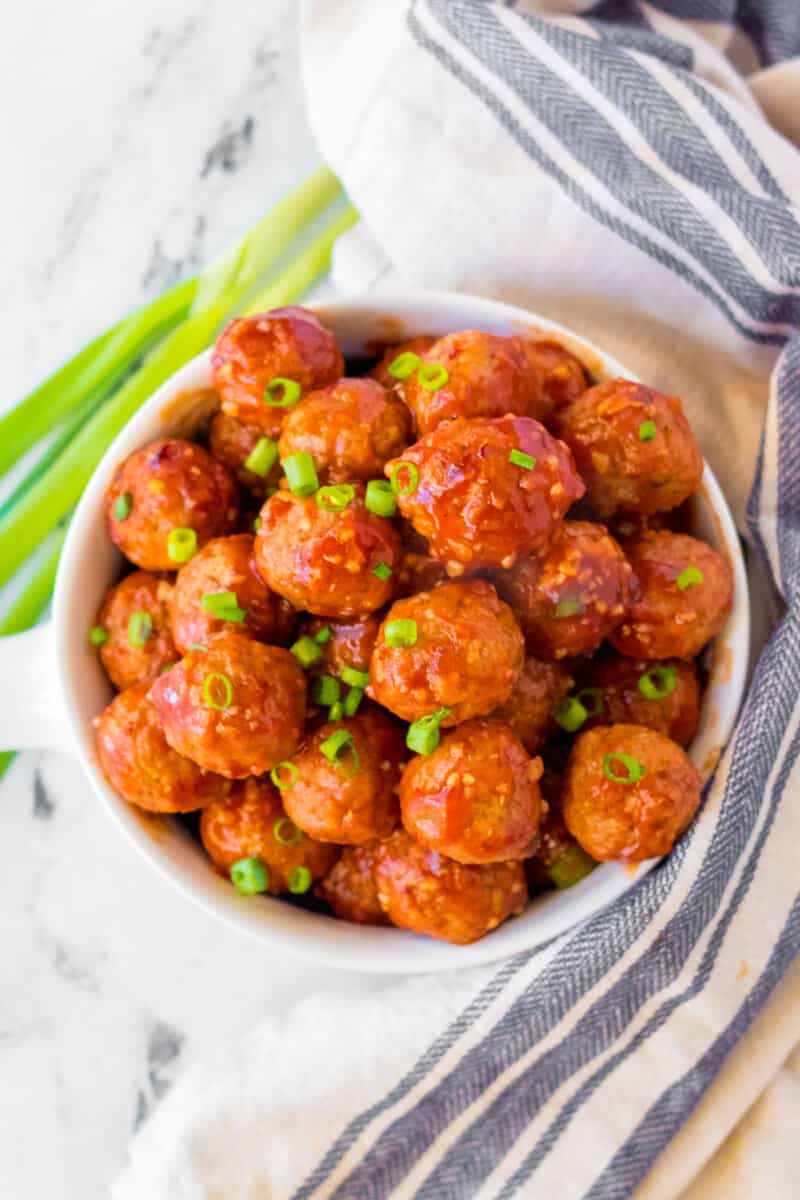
[0, 291, 750, 973]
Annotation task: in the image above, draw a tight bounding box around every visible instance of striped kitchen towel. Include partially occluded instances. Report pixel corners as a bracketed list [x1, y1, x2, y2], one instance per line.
[114, 3, 800, 1198]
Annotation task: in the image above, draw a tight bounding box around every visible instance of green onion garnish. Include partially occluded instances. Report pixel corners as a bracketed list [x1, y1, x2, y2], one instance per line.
[416, 363, 449, 391]
[341, 665, 369, 689]
[273, 817, 303, 846]
[201, 591, 247, 622]
[314, 625, 333, 644]
[384, 618, 417, 648]
[509, 449, 537, 470]
[555, 597, 583, 618]
[373, 562, 392, 581]
[329, 701, 344, 721]
[264, 377, 301, 408]
[127, 611, 153, 647]
[549, 844, 596, 890]
[160, 662, 176, 674]
[312, 675, 341, 707]
[167, 527, 197, 563]
[320, 729, 360, 776]
[554, 696, 588, 733]
[365, 480, 397, 517]
[89, 625, 108, 646]
[638, 664, 677, 700]
[283, 451, 319, 497]
[638, 420, 656, 442]
[388, 462, 419, 496]
[316, 484, 355, 512]
[114, 492, 132, 521]
[244, 436, 279, 477]
[677, 566, 704, 590]
[230, 856, 269, 895]
[187, 643, 207, 652]
[290, 636, 323, 669]
[288, 865, 312, 895]
[270, 762, 298, 790]
[253, 517, 261, 532]
[343, 686, 364, 717]
[602, 752, 646, 785]
[406, 707, 452, 756]
[575, 687, 604, 716]
[387, 351, 422, 380]
[202, 672, 233, 710]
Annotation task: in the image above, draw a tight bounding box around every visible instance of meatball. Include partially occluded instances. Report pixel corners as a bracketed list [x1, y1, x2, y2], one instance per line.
[369, 580, 524, 725]
[582, 654, 700, 747]
[150, 631, 306, 779]
[254, 487, 402, 618]
[553, 378, 703, 517]
[387, 416, 584, 573]
[301, 614, 381, 678]
[211, 306, 343, 436]
[282, 709, 405, 845]
[518, 337, 588, 418]
[278, 378, 411, 483]
[369, 336, 436, 388]
[611, 531, 733, 660]
[95, 571, 176, 690]
[495, 521, 632, 660]
[170, 534, 288, 655]
[525, 774, 597, 892]
[562, 724, 703, 861]
[316, 844, 390, 925]
[400, 720, 544, 864]
[395, 550, 450, 597]
[401, 331, 547, 436]
[373, 829, 528, 944]
[490, 657, 573, 753]
[200, 777, 338, 894]
[95, 682, 230, 813]
[107, 439, 239, 571]
[209, 411, 281, 496]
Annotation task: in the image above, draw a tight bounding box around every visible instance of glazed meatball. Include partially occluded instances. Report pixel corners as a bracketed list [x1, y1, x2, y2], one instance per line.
[612, 531, 733, 660]
[150, 631, 306, 778]
[387, 416, 584, 573]
[95, 682, 230, 813]
[525, 774, 597, 892]
[107, 439, 239, 571]
[369, 580, 524, 725]
[278, 378, 411, 484]
[401, 331, 547, 436]
[211, 306, 343, 436]
[282, 709, 405, 845]
[95, 571, 176, 690]
[254, 487, 402, 618]
[200, 777, 338, 894]
[373, 829, 528, 944]
[495, 521, 632, 660]
[518, 337, 588, 418]
[170, 534, 288, 655]
[583, 654, 700, 747]
[562, 724, 703, 861]
[395, 551, 450, 597]
[369, 336, 436, 388]
[400, 720, 544, 864]
[209, 411, 281, 496]
[316, 844, 389, 925]
[301, 614, 381, 678]
[553, 378, 703, 517]
[490, 657, 573, 753]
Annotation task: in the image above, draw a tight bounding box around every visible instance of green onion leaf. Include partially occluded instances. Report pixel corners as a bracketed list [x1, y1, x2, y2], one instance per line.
[264, 377, 301, 408]
[328, 700, 344, 721]
[388, 461, 419, 497]
[230, 856, 269, 895]
[89, 625, 108, 646]
[373, 561, 392, 581]
[387, 351, 422, 380]
[509, 449, 537, 470]
[202, 672, 233, 710]
[253, 517, 261, 532]
[316, 483, 355, 512]
[187, 643, 207, 652]
[555, 597, 583, 618]
[406, 707, 452, 755]
[114, 492, 133, 521]
[677, 566, 704, 590]
[313, 625, 333, 645]
[273, 817, 303, 846]
[365, 479, 397, 517]
[202, 591, 238, 612]
[320, 729, 360, 776]
[602, 752, 646, 785]
[270, 761, 298, 790]
[384, 618, 417, 648]
[343, 686, 364, 717]
[288, 865, 312, 894]
[127, 611, 153, 647]
[638, 420, 657, 442]
[638, 664, 677, 700]
[575, 687, 604, 716]
[312, 674, 341, 707]
[290, 636, 323, 669]
[167, 527, 197, 563]
[554, 696, 588, 733]
[283, 451, 319, 498]
[244, 436, 279, 477]
[341, 665, 369, 689]
[416, 363, 449, 391]
[548, 844, 596, 890]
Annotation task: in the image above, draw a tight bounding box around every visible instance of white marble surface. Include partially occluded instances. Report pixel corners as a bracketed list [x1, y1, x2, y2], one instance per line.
[0, 4, 376, 1197]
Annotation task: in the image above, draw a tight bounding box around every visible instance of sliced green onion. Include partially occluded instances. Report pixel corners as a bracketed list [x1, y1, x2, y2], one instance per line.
[127, 611, 153, 647]
[575, 687, 604, 716]
[320, 729, 360, 776]
[416, 363, 449, 391]
[388, 461, 419, 496]
[638, 664, 677, 700]
[343, 686, 364, 717]
[312, 674, 341, 707]
[387, 351, 422, 380]
[365, 479, 397, 517]
[283, 451, 318, 497]
[202, 672, 233, 710]
[373, 561, 392, 581]
[602, 752, 646, 784]
[549, 844, 596, 890]
[114, 492, 132, 521]
[202, 591, 238, 612]
[329, 700, 344, 721]
[677, 566, 704, 590]
[316, 483, 355, 512]
[384, 618, 417, 648]
[406, 707, 452, 756]
[555, 597, 583, 618]
[290, 636, 323, 669]
[244, 436, 279, 477]
[288, 865, 312, 894]
[638, 419, 656, 442]
[341, 665, 369, 689]
[167, 527, 197, 563]
[264, 377, 301, 408]
[313, 625, 333, 644]
[187, 643, 207, 652]
[509, 449, 537, 470]
[270, 761, 298, 790]
[554, 696, 588, 733]
[159, 662, 176, 674]
[273, 817, 303, 846]
[89, 625, 108, 646]
[253, 517, 261, 532]
[230, 857, 269, 895]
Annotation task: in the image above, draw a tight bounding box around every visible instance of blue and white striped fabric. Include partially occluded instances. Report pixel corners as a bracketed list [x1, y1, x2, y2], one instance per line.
[115, 4, 800, 1197]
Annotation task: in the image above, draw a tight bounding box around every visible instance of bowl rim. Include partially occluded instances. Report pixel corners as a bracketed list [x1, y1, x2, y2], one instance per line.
[52, 289, 751, 974]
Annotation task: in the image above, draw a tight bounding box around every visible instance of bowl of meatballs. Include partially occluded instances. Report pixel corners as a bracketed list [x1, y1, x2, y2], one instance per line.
[51, 291, 749, 972]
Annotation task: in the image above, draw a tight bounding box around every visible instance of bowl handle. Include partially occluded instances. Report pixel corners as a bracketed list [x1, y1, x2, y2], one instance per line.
[0, 624, 73, 753]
